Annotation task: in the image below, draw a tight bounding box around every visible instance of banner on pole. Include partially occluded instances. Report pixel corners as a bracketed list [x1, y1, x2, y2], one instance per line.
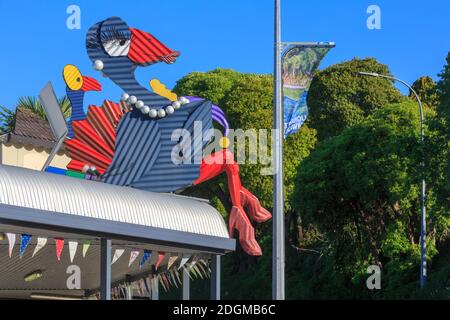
[282, 43, 334, 137]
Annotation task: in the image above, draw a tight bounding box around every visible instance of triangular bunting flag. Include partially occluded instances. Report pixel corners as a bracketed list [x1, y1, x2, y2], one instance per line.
[143, 277, 151, 297]
[135, 281, 143, 297]
[140, 250, 151, 268]
[167, 255, 178, 269]
[6, 233, 16, 258]
[55, 238, 64, 261]
[139, 279, 147, 296]
[170, 270, 179, 288]
[178, 254, 191, 269]
[68, 241, 78, 263]
[189, 263, 199, 278]
[32, 237, 47, 257]
[163, 273, 171, 290]
[193, 264, 203, 279]
[128, 250, 140, 267]
[111, 249, 125, 265]
[190, 255, 199, 267]
[165, 271, 173, 287]
[82, 240, 91, 258]
[196, 260, 209, 278]
[174, 268, 182, 285]
[158, 274, 168, 292]
[183, 266, 194, 281]
[155, 252, 165, 271]
[20, 234, 32, 258]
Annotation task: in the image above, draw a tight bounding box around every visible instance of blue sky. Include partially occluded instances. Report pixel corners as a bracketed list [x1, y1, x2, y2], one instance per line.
[0, 0, 449, 109]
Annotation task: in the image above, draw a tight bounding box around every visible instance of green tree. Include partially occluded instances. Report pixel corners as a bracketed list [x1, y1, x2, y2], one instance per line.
[0, 96, 71, 134]
[410, 76, 439, 109]
[434, 53, 450, 214]
[294, 101, 448, 296]
[307, 58, 405, 140]
[174, 68, 317, 236]
[174, 69, 318, 295]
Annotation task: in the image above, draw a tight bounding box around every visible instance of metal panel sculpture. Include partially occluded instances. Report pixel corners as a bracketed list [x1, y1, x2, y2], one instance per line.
[64, 17, 271, 256]
[63, 65, 102, 138]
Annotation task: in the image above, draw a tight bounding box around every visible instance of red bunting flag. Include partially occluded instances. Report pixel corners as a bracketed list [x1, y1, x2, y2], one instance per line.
[155, 251, 165, 271]
[55, 238, 64, 261]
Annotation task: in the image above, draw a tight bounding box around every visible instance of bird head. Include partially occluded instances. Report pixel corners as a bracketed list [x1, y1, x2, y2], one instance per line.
[63, 64, 102, 93]
[86, 17, 180, 77]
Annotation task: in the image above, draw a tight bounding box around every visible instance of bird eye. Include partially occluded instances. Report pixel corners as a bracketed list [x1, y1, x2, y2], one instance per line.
[63, 65, 83, 91]
[102, 39, 131, 57]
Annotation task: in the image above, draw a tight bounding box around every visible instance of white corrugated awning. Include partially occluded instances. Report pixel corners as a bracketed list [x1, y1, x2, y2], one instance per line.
[0, 164, 234, 253]
[0, 164, 235, 299]
[0, 164, 228, 237]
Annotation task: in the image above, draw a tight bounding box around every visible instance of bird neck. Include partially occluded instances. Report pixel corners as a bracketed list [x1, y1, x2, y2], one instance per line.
[110, 69, 171, 109]
[66, 89, 86, 120]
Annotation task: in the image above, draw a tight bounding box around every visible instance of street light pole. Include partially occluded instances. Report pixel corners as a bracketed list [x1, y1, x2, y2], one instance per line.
[273, 0, 285, 300]
[357, 72, 427, 288]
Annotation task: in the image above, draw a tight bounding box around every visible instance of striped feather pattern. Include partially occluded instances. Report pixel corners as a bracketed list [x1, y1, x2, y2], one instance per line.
[130, 101, 212, 192]
[86, 105, 116, 150]
[103, 112, 161, 187]
[65, 100, 128, 174]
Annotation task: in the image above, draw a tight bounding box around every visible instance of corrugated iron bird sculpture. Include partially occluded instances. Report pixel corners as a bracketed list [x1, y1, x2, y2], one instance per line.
[62, 65, 102, 138]
[64, 17, 271, 256]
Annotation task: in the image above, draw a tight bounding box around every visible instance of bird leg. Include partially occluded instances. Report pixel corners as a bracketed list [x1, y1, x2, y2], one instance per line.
[194, 149, 271, 256]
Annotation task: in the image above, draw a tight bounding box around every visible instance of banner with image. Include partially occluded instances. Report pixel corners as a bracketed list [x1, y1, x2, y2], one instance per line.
[282, 44, 333, 137]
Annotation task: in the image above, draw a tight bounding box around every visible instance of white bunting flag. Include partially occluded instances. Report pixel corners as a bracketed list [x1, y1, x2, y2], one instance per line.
[190, 255, 199, 267]
[6, 233, 15, 258]
[32, 237, 48, 257]
[178, 254, 191, 269]
[167, 255, 178, 269]
[68, 241, 78, 263]
[128, 250, 140, 267]
[111, 249, 125, 265]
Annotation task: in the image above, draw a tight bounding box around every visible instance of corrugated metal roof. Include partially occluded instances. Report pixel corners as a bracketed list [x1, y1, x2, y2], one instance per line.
[0, 164, 229, 239]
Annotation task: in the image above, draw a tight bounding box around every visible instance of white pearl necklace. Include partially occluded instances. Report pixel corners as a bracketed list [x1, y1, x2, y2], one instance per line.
[120, 93, 190, 119]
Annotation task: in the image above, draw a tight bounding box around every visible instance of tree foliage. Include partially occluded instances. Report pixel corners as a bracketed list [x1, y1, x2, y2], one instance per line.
[173, 68, 318, 284]
[166, 58, 450, 299]
[307, 58, 405, 140]
[434, 53, 450, 214]
[410, 76, 439, 109]
[294, 101, 448, 294]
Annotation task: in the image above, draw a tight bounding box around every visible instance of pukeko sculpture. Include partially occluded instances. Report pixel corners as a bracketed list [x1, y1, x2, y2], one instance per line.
[65, 16, 271, 256]
[62, 64, 101, 138]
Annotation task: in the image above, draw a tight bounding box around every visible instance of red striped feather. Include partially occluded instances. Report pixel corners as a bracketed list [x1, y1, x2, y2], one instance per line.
[65, 100, 128, 176]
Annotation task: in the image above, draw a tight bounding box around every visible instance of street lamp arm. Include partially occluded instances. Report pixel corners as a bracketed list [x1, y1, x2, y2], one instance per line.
[357, 71, 427, 288]
[357, 72, 424, 139]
